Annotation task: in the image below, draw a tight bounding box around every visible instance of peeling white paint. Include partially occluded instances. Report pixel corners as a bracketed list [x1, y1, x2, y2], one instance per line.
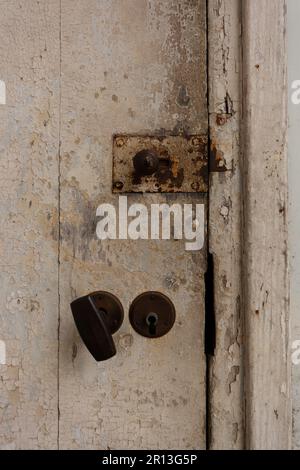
[288, 0, 300, 451]
[58, 0, 208, 450]
[208, 0, 243, 450]
[0, 79, 5, 104]
[0, 340, 6, 365]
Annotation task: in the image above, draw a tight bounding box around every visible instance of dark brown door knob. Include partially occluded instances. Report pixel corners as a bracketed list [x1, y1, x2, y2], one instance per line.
[70, 291, 124, 361]
[133, 149, 159, 175]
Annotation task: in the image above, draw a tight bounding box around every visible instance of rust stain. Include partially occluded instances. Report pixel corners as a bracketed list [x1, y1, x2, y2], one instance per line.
[113, 134, 208, 193]
[171, 156, 179, 178]
[210, 140, 228, 172]
[216, 113, 231, 126]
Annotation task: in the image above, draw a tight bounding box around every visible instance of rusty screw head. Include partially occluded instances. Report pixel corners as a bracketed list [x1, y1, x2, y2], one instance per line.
[114, 181, 124, 190]
[133, 149, 159, 176]
[115, 137, 125, 148]
[191, 182, 200, 191]
[216, 114, 227, 126]
[192, 137, 202, 147]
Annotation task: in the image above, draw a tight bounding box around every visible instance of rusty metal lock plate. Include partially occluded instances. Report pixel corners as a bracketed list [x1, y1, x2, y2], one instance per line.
[129, 291, 176, 338]
[112, 134, 208, 193]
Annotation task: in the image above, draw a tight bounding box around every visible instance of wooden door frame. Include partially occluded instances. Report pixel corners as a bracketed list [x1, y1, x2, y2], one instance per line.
[207, 0, 291, 449]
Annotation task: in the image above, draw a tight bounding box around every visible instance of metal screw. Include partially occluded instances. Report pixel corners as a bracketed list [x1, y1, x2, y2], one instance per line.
[116, 137, 125, 148]
[191, 182, 200, 191]
[192, 137, 201, 147]
[216, 114, 227, 126]
[114, 181, 124, 190]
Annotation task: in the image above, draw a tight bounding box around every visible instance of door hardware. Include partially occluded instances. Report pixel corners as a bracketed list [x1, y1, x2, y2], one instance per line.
[133, 149, 160, 176]
[70, 291, 124, 361]
[129, 291, 175, 338]
[113, 134, 208, 193]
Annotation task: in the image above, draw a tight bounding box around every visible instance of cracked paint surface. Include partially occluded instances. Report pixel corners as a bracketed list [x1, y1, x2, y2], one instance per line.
[0, 0, 60, 449]
[59, 0, 207, 449]
[0, 0, 208, 450]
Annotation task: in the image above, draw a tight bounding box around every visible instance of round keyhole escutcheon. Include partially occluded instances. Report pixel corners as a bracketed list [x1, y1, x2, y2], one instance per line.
[129, 292, 176, 338]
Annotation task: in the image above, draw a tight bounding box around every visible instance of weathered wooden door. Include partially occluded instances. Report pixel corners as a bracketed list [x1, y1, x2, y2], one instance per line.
[58, 0, 208, 450]
[0, 0, 208, 450]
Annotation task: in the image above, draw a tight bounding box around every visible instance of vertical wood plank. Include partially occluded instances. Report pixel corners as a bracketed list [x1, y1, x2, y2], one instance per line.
[0, 0, 60, 449]
[208, 0, 244, 449]
[287, 0, 300, 450]
[58, 0, 208, 450]
[242, 0, 291, 449]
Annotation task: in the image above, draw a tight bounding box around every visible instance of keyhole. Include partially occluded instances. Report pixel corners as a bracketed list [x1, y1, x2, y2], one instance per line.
[146, 312, 158, 336]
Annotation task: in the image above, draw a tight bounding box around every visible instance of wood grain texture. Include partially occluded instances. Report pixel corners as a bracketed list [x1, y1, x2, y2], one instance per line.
[208, 0, 244, 450]
[0, 0, 60, 449]
[58, 0, 208, 450]
[287, 0, 300, 450]
[242, 0, 291, 449]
